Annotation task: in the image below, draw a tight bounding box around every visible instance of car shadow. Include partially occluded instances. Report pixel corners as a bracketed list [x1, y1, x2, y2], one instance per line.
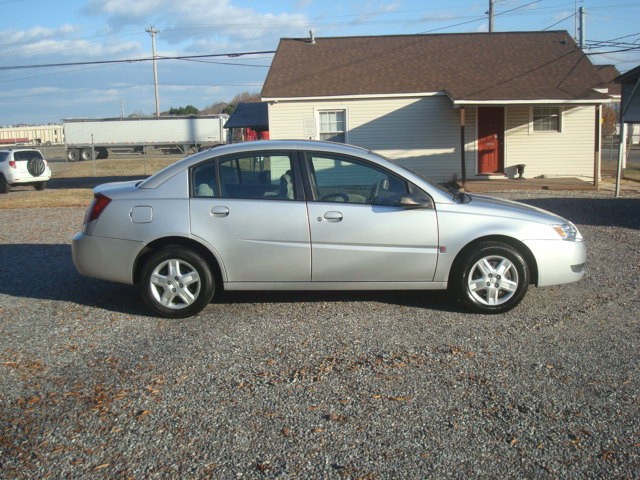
[0, 243, 149, 316]
[0, 243, 464, 316]
[514, 197, 640, 230]
[215, 289, 462, 312]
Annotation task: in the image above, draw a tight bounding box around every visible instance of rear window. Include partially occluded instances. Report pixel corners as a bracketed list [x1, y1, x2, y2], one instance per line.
[14, 151, 43, 161]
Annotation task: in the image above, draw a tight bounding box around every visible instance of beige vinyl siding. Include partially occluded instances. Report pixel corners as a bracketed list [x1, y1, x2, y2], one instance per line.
[505, 105, 595, 178]
[268, 98, 596, 181]
[268, 96, 474, 182]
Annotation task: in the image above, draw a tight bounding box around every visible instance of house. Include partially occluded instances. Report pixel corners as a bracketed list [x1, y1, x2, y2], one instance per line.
[261, 31, 615, 183]
[617, 65, 640, 122]
[613, 64, 640, 196]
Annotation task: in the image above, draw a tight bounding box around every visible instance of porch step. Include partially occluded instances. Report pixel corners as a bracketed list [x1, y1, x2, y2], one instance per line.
[474, 174, 507, 180]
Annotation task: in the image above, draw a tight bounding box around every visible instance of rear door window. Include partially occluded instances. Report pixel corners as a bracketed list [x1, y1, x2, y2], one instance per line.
[192, 152, 298, 201]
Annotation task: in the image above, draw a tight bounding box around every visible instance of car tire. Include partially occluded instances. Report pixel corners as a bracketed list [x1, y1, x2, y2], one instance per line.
[27, 158, 46, 177]
[452, 241, 529, 314]
[0, 175, 9, 194]
[67, 149, 80, 162]
[140, 246, 215, 318]
[80, 149, 93, 161]
[34, 182, 47, 191]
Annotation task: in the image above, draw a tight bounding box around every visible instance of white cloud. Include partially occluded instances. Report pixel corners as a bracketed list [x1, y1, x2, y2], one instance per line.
[0, 25, 78, 47]
[82, 0, 310, 50]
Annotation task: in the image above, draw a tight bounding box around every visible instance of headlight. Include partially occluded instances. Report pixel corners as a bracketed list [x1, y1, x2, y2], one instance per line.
[552, 223, 580, 241]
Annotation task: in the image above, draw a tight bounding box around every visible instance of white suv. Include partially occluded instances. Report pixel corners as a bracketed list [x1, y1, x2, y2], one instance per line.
[0, 148, 52, 193]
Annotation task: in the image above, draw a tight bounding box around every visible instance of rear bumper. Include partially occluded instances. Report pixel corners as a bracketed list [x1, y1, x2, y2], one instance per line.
[523, 239, 587, 287]
[6, 175, 51, 185]
[72, 232, 144, 285]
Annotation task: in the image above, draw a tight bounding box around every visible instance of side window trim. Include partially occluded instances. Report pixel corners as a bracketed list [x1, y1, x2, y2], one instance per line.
[301, 151, 418, 206]
[194, 150, 305, 201]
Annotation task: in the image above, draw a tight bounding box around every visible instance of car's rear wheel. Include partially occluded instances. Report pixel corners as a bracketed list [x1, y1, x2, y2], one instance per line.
[140, 246, 215, 318]
[452, 241, 529, 314]
[0, 175, 9, 194]
[34, 182, 47, 191]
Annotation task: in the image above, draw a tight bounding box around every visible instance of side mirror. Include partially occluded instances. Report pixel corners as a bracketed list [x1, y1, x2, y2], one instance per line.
[399, 196, 432, 209]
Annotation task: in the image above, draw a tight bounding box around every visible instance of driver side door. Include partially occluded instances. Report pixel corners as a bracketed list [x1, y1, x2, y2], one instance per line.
[304, 152, 439, 283]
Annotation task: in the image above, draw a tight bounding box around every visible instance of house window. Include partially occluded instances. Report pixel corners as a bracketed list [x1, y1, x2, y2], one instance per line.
[318, 110, 346, 142]
[533, 106, 561, 132]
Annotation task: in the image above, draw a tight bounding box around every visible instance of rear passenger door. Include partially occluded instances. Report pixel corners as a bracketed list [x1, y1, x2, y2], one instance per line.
[189, 151, 312, 283]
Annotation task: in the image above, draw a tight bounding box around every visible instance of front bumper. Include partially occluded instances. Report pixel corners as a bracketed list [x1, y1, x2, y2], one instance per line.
[72, 232, 144, 285]
[523, 239, 587, 287]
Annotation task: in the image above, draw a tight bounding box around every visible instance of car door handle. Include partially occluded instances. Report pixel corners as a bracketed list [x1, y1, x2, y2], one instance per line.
[323, 211, 343, 222]
[211, 206, 229, 217]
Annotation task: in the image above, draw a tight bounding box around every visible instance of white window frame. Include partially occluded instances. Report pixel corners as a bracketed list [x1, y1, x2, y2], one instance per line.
[316, 109, 348, 143]
[531, 106, 563, 133]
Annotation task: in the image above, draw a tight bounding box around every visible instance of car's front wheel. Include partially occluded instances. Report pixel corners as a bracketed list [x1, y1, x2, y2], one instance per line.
[140, 246, 215, 318]
[452, 241, 529, 314]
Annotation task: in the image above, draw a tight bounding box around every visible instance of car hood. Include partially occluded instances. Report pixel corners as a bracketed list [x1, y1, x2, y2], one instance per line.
[456, 193, 569, 224]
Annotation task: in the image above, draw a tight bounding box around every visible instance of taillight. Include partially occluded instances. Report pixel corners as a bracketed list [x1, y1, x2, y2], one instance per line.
[84, 193, 112, 224]
[9, 160, 16, 169]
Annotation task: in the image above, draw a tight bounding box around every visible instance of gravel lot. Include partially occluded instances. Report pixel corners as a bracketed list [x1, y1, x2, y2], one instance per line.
[1, 190, 639, 479]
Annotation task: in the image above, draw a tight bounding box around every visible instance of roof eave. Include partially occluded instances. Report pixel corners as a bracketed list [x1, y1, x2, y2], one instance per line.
[262, 92, 447, 102]
[453, 98, 611, 106]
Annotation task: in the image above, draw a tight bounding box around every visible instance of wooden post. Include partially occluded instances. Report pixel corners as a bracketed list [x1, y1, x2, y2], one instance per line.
[594, 104, 601, 189]
[460, 107, 466, 189]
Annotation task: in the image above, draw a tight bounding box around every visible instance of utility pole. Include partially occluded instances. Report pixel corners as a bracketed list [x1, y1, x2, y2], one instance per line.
[146, 25, 160, 118]
[578, 7, 586, 49]
[488, 0, 494, 32]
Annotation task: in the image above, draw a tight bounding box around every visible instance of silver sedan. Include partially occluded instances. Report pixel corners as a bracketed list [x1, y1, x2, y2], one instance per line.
[72, 140, 586, 318]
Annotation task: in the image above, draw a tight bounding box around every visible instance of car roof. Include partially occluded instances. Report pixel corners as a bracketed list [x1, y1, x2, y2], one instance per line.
[139, 139, 456, 204]
[0, 148, 41, 153]
[140, 140, 377, 189]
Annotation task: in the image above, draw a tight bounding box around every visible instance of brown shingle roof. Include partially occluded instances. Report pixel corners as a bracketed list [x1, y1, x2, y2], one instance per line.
[262, 31, 610, 102]
[595, 65, 621, 96]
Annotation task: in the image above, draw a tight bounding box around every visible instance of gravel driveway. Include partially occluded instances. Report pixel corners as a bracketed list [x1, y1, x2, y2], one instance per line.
[1, 190, 638, 479]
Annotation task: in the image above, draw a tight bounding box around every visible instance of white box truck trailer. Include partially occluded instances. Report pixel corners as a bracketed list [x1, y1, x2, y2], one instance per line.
[63, 115, 229, 161]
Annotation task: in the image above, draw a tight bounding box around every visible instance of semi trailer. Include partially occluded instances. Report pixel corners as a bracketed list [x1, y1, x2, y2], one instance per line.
[63, 115, 229, 161]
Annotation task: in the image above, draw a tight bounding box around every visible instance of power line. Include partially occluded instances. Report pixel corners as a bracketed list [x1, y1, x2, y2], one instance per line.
[0, 50, 276, 71]
[543, 13, 574, 31]
[417, 0, 542, 34]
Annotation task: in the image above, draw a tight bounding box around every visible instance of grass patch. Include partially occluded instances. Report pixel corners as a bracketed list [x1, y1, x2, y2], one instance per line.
[52, 156, 177, 179]
[0, 155, 178, 210]
[0, 188, 95, 209]
[623, 168, 640, 182]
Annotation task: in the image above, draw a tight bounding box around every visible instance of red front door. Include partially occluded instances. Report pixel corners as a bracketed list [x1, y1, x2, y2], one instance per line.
[478, 107, 504, 174]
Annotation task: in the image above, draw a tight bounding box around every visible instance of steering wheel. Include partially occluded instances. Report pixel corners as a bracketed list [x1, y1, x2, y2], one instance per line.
[320, 193, 349, 202]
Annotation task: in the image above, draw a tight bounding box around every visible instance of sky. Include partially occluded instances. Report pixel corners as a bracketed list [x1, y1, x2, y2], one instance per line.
[1, 0, 639, 125]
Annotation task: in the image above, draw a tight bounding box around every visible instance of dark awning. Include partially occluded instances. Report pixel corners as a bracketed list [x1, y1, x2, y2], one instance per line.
[224, 102, 269, 130]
